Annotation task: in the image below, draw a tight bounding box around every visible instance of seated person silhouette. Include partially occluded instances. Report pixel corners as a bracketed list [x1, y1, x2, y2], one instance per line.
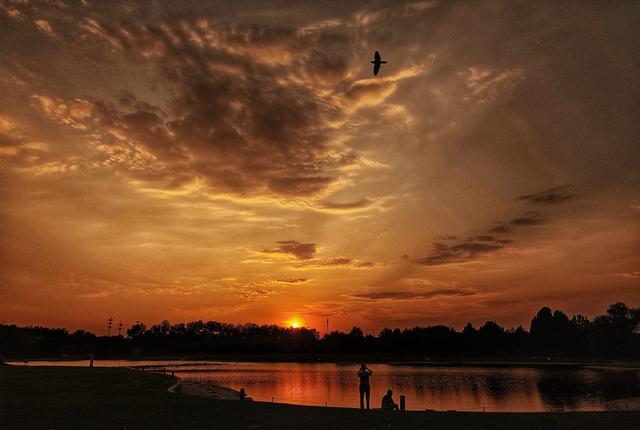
[357, 363, 373, 409]
[381, 389, 399, 411]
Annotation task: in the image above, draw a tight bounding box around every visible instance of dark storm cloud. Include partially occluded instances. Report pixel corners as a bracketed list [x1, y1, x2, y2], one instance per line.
[416, 241, 505, 266]
[510, 211, 546, 226]
[353, 288, 475, 301]
[110, 64, 339, 194]
[450, 242, 504, 255]
[518, 186, 575, 205]
[276, 278, 309, 284]
[324, 257, 352, 266]
[18, 7, 365, 197]
[417, 198, 552, 266]
[293, 256, 375, 269]
[268, 176, 334, 196]
[474, 235, 496, 242]
[263, 240, 317, 260]
[489, 225, 512, 235]
[418, 204, 551, 266]
[319, 197, 373, 210]
[435, 235, 458, 241]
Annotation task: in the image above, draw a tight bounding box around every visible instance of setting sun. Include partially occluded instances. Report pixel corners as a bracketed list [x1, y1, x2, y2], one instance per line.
[288, 319, 302, 329]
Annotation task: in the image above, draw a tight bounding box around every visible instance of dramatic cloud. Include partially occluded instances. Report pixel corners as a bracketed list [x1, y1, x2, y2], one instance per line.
[263, 240, 317, 260]
[294, 257, 375, 269]
[276, 278, 310, 284]
[417, 194, 558, 266]
[34, 71, 347, 196]
[357, 262, 375, 268]
[352, 288, 475, 301]
[241, 289, 274, 301]
[510, 212, 547, 226]
[318, 197, 373, 210]
[324, 258, 352, 266]
[416, 241, 504, 266]
[13, 9, 400, 198]
[489, 225, 512, 235]
[518, 186, 575, 205]
[474, 235, 496, 242]
[435, 235, 458, 241]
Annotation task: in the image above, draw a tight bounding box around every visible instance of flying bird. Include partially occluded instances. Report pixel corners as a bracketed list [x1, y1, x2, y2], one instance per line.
[371, 51, 387, 76]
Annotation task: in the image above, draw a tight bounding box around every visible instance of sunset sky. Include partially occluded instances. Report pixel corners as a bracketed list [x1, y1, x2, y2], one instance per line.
[1, 0, 638, 335]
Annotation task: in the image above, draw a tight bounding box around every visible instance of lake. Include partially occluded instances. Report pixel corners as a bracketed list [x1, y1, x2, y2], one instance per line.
[12, 360, 640, 411]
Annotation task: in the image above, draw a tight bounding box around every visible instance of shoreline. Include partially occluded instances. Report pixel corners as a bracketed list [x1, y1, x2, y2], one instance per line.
[171, 374, 250, 401]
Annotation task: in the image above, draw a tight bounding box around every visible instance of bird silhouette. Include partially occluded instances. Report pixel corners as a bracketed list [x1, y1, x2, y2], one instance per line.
[371, 51, 387, 76]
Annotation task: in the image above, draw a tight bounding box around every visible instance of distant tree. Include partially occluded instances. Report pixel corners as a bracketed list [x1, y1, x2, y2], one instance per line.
[127, 322, 146, 339]
[461, 322, 478, 355]
[510, 326, 529, 355]
[531, 307, 573, 355]
[477, 321, 504, 355]
[571, 314, 590, 331]
[607, 302, 639, 330]
[591, 302, 640, 357]
[350, 327, 364, 338]
[2, 302, 639, 359]
[187, 320, 205, 335]
[531, 307, 554, 343]
[462, 322, 476, 336]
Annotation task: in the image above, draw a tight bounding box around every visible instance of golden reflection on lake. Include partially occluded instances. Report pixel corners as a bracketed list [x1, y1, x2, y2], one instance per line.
[175, 363, 631, 411]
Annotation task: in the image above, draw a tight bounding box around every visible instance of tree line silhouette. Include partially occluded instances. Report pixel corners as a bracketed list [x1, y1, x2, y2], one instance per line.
[1, 302, 638, 360]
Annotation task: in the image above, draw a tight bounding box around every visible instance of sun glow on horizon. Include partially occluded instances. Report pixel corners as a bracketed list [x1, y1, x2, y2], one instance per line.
[288, 319, 303, 329]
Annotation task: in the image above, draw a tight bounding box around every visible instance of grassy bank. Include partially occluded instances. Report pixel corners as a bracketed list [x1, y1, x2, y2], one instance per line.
[1, 365, 639, 430]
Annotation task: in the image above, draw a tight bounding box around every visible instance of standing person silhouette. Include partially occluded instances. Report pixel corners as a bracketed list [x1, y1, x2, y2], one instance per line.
[357, 363, 373, 409]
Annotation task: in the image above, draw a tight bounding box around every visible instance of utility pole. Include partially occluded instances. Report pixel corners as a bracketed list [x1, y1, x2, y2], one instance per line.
[118, 321, 123, 336]
[107, 316, 113, 337]
[326, 318, 329, 335]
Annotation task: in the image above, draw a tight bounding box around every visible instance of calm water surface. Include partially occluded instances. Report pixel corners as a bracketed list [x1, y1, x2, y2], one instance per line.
[14, 360, 640, 411]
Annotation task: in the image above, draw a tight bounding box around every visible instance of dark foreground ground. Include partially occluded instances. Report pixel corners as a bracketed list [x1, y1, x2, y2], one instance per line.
[1, 365, 639, 430]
